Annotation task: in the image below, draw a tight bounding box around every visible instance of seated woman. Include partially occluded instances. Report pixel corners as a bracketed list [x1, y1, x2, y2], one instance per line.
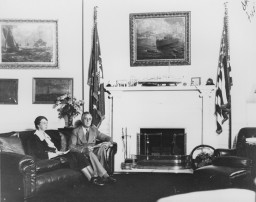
[29, 116, 103, 186]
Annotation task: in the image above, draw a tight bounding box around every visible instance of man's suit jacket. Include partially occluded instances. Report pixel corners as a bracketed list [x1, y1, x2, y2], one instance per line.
[69, 125, 112, 153]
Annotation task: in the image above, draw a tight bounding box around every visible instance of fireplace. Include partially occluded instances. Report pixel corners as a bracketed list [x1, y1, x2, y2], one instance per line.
[107, 86, 215, 171]
[137, 128, 186, 156]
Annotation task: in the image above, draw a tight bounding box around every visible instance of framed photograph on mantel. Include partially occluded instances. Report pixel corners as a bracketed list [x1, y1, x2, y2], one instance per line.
[191, 77, 201, 86]
[33, 78, 73, 104]
[0, 19, 58, 69]
[130, 11, 191, 66]
[0, 79, 18, 104]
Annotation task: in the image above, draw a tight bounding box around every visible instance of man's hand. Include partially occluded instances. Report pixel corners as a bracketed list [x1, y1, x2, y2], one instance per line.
[102, 141, 113, 149]
[87, 145, 94, 152]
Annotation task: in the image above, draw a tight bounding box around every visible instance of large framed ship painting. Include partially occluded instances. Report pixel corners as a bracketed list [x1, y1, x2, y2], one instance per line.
[130, 12, 191, 66]
[32, 78, 73, 104]
[0, 19, 58, 69]
[0, 79, 18, 104]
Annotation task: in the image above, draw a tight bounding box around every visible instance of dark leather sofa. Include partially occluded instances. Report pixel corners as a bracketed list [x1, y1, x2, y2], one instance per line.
[193, 127, 256, 190]
[0, 129, 117, 201]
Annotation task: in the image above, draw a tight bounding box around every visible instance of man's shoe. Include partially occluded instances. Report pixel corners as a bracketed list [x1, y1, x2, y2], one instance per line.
[91, 177, 104, 186]
[103, 176, 117, 184]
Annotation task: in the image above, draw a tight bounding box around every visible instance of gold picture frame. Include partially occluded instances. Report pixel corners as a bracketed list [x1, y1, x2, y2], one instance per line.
[0, 19, 58, 69]
[130, 11, 191, 66]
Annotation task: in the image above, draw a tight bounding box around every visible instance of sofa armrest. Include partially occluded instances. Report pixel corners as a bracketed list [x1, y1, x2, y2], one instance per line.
[106, 142, 117, 175]
[212, 156, 253, 168]
[1, 152, 36, 200]
[215, 148, 237, 157]
[19, 155, 37, 200]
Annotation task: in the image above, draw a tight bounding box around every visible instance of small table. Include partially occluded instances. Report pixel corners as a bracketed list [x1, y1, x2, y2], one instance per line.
[58, 127, 74, 143]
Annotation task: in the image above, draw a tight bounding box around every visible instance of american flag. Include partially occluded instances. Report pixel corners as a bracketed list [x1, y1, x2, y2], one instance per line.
[215, 7, 232, 134]
[88, 7, 105, 128]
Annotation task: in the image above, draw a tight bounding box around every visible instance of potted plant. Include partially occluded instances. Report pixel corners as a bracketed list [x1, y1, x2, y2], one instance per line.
[53, 94, 84, 127]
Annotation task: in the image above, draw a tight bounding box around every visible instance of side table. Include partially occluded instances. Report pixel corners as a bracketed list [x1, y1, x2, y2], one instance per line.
[58, 127, 74, 144]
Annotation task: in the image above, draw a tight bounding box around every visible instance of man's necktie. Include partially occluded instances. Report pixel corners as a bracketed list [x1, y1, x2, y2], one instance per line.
[86, 129, 89, 142]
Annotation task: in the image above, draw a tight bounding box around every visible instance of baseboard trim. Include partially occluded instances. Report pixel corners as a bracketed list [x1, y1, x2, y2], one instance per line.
[114, 168, 193, 174]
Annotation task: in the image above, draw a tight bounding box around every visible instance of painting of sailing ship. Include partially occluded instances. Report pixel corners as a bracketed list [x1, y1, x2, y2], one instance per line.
[130, 12, 190, 66]
[33, 78, 73, 104]
[0, 19, 58, 68]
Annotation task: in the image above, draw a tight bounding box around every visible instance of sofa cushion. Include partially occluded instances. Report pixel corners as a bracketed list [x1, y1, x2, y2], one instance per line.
[19, 130, 36, 154]
[193, 164, 251, 189]
[19, 130, 63, 155]
[0, 135, 25, 155]
[36, 158, 69, 174]
[36, 168, 83, 193]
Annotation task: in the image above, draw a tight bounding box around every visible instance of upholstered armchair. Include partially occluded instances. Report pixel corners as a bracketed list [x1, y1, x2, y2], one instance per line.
[192, 127, 256, 191]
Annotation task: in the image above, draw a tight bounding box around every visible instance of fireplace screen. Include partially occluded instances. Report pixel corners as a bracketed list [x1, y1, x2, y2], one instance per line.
[137, 128, 186, 156]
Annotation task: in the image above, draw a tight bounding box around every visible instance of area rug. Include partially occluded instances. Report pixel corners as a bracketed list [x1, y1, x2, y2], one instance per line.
[30, 173, 194, 202]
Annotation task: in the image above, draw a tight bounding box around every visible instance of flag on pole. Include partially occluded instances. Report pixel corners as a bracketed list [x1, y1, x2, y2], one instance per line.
[88, 7, 105, 128]
[215, 4, 232, 134]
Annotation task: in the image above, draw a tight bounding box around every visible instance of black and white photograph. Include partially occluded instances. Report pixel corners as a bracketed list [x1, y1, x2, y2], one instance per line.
[0, 0, 256, 202]
[191, 77, 201, 86]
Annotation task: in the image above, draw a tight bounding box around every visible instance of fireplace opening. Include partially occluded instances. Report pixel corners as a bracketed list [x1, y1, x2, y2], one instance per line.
[137, 128, 186, 156]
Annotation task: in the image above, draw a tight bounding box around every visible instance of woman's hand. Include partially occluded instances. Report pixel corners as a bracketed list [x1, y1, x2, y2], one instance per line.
[55, 150, 65, 155]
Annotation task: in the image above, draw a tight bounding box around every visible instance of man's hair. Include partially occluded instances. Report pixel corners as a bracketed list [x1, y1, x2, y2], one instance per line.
[81, 111, 91, 118]
[34, 116, 48, 129]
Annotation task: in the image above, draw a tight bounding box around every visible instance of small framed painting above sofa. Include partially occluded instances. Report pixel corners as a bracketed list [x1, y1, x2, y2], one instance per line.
[0, 79, 18, 104]
[32, 77, 73, 104]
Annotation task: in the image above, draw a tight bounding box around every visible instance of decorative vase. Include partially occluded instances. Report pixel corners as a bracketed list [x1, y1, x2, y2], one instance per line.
[64, 115, 73, 128]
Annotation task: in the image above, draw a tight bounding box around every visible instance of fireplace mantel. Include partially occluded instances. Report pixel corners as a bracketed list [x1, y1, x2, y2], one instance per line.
[106, 85, 215, 93]
[106, 85, 216, 172]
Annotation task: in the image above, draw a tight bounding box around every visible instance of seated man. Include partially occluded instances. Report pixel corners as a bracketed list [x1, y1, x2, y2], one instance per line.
[29, 116, 100, 185]
[69, 112, 116, 185]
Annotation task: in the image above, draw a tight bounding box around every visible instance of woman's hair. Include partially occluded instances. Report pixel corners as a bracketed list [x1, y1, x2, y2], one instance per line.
[34, 116, 48, 129]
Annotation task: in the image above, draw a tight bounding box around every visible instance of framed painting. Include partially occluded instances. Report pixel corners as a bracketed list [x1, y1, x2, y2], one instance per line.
[0, 79, 18, 104]
[32, 78, 73, 104]
[0, 19, 58, 69]
[191, 77, 201, 86]
[130, 12, 191, 66]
